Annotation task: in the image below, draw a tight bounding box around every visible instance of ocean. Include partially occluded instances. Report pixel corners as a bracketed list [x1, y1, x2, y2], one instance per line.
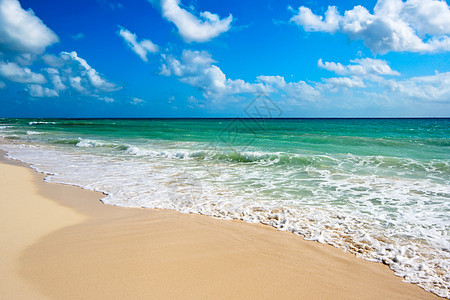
[0, 118, 449, 297]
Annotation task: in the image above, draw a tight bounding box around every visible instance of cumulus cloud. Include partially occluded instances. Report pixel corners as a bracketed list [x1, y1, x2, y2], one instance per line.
[256, 75, 320, 101]
[130, 97, 145, 104]
[44, 68, 66, 91]
[323, 77, 366, 89]
[161, 50, 259, 98]
[17, 51, 122, 98]
[159, 48, 449, 111]
[0, 0, 121, 101]
[117, 26, 158, 62]
[155, 0, 233, 42]
[384, 71, 450, 101]
[291, 6, 340, 33]
[27, 84, 58, 97]
[290, 0, 450, 54]
[316, 56, 450, 103]
[0, 61, 46, 83]
[317, 57, 399, 91]
[318, 58, 400, 76]
[41, 54, 65, 68]
[0, 0, 58, 54]
[60, 51, 121, 93]
[99, 96, 114, 103]
[160, 50, 319, 102]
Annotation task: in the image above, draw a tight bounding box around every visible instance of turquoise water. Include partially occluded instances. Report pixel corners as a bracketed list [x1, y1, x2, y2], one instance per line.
[0, 118, 449, 297]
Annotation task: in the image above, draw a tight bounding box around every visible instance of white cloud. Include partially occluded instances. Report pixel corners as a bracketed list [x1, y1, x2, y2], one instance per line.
[131, 97, 145, 104]
[161, 50, 319, 102]
[0, 0, 58, 54]
[160, 50, 258, 99]
[384, 71, 450, 101]
[0, 0, 121, 101]
[99, 96, 114, 103]
[256, 75, 320, 101]
[159, 49, 449, 112]
[117, 26, 158, 62]
[0, 61, 46, 83]
[318, 58, 400, 76]
[291, 6, 340, 33]
[316, 56, 450, 103]
[290, 0, 450, 54]
[22, 51, 122, 98]
[42, 54, 65, 68]
[156, 0, 232, 42]
[317, 58, 398, 92]
[44, 68, 66, 91]
[68, 76, 86, 93]
[60, 51, 121, 92]
[323, 77, 366, 89]
[27, 84, 58, 97]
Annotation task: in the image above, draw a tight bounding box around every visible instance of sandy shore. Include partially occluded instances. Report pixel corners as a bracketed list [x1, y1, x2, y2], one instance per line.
[0, 154, 440, 299]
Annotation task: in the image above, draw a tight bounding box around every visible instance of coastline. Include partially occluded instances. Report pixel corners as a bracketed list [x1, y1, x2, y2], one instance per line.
[0, 153, 441, 299]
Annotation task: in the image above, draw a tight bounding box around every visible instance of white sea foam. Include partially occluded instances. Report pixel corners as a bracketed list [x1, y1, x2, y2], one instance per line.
[28, 121, 56, 125]
[0, 142, 448, 298]
[76, 138, 108, 148]
[26, 131, 43, 135]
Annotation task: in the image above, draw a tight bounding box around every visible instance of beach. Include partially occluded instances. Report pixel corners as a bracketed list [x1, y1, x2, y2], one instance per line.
[0, 154, 441, 299]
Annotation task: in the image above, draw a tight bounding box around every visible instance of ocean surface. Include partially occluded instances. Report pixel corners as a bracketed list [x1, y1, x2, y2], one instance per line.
[0, 118, 449, 297]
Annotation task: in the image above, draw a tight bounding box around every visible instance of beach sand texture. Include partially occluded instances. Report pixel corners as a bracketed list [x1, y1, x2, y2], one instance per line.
[0, 156, 440, 299]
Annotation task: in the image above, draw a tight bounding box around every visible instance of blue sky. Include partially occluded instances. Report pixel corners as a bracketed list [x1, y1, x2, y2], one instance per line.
[0, 0, 449, 117]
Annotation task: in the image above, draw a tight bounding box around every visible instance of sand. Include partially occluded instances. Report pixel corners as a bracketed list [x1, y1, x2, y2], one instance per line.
[0, 155, 440, 299]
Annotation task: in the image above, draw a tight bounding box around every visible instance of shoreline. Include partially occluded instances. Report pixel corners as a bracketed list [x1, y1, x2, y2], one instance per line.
[0, 153, 441, 299]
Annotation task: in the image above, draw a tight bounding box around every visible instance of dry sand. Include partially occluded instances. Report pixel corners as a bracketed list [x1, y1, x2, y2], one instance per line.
[0, 155, 440, 299]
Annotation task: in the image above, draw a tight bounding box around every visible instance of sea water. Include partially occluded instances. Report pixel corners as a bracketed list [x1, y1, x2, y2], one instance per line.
[0, 118, 448, 297]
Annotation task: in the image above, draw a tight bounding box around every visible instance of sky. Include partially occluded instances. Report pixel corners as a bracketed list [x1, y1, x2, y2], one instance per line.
[0, 0, 449, 117]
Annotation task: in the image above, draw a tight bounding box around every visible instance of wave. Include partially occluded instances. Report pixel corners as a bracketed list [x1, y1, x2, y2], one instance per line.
[75, 138, 128, 151]
[26, 131, 43, 135]
[28, 121, 56, 125]
[56, 138, 450, 176]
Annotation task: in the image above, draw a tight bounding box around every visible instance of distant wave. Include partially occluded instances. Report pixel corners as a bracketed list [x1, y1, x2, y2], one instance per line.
[28, 121, 56, 125]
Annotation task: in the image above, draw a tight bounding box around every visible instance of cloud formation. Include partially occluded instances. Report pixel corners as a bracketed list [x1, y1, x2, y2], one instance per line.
[160, 49, 449, 108]
[27, 84, 58, 97]
[42, 51, 121, 94]
[318, 58, 400, 77]
[130, 97, 145, 104]
[0, 51, 121, 98]
[0, 0, 58, 54]
[384, 72, 450, 102]
[160, 50, 256, 98]
[117, 26, 159, 62]
[0, 61, 46, 84]
[62, 51, 121, 92]
[323, 76, 366, 88]
[0, 0, 121, 100]
[160, 50, 319, 102]
[316, 56, 450, 103]
[291, 0, 450, 54]
[155, 0, 232, 42]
